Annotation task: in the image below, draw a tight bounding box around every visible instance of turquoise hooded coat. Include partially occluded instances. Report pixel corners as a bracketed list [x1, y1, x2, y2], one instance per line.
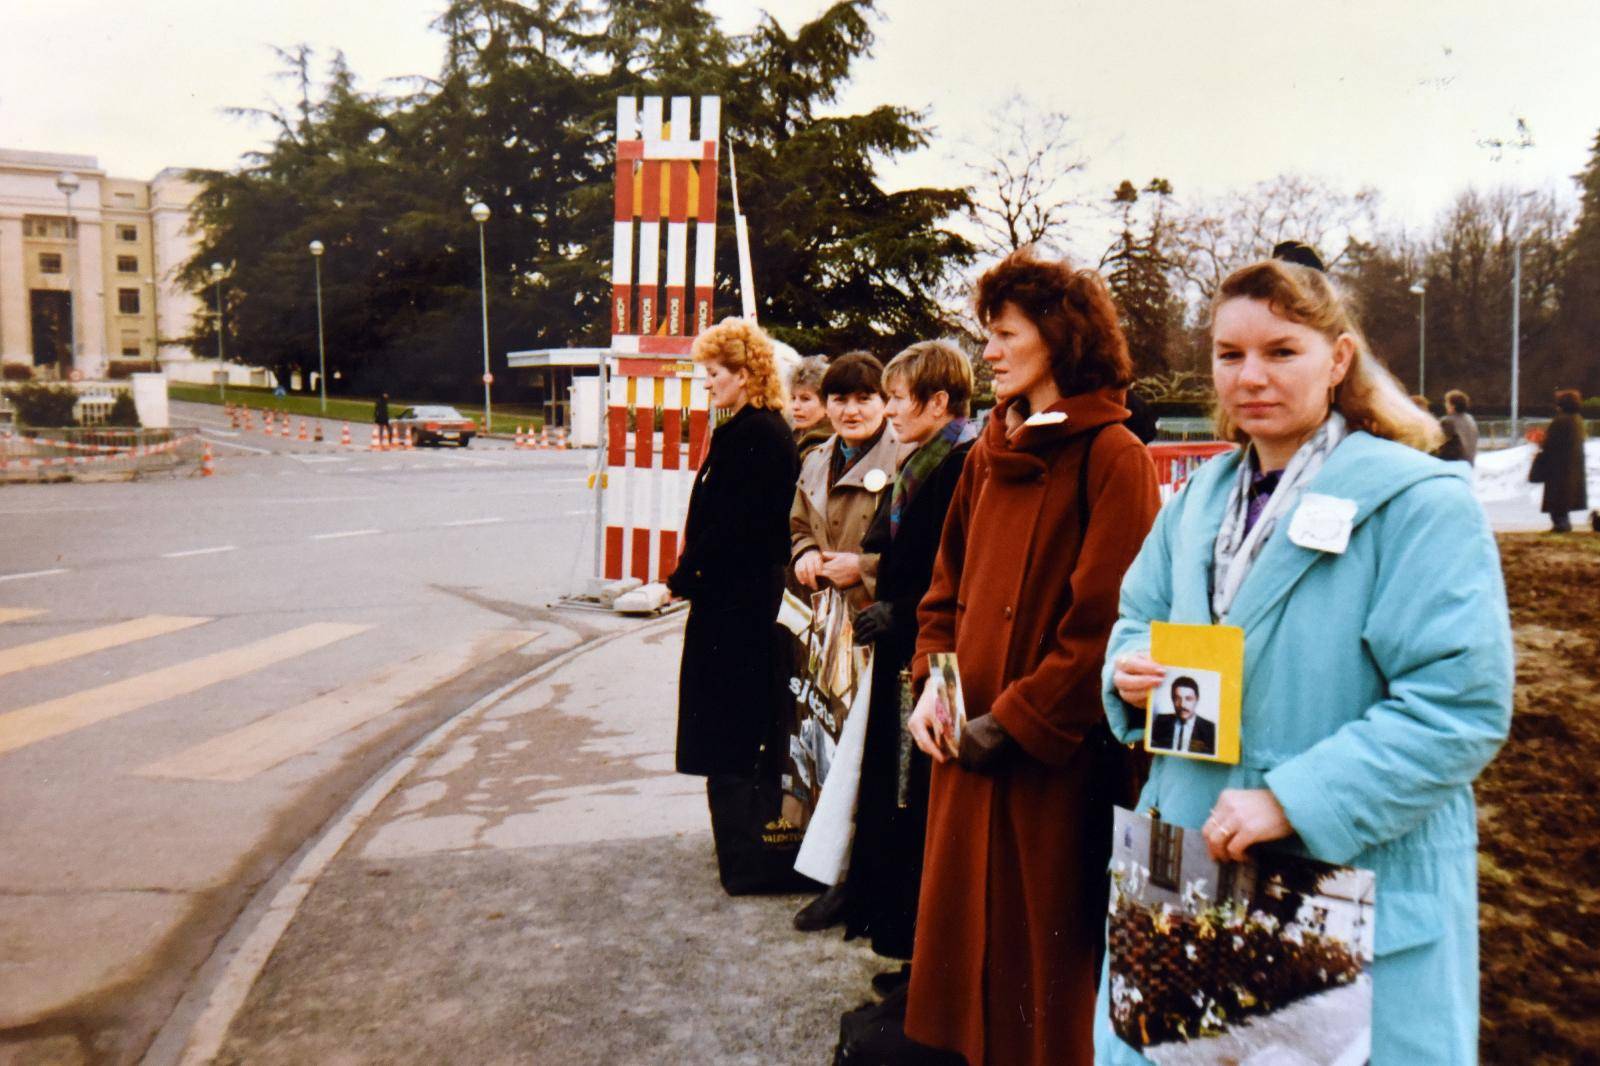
[1094, 432, 1513, 1064]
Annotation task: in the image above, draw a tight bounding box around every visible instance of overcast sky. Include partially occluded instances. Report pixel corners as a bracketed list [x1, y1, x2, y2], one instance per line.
[6, 0, 1598, 234]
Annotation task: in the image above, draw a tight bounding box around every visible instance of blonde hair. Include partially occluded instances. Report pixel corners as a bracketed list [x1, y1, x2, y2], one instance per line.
[883, 339, 975, 417]
[1211, 260, 1443, 453]
[691, 317, 787, 411]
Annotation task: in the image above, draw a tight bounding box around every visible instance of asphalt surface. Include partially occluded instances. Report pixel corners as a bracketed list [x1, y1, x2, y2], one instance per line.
[0, 401, 629, 1065]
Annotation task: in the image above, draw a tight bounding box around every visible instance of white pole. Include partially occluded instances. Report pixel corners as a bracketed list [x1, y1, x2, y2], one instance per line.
[314, 256, 327, 414]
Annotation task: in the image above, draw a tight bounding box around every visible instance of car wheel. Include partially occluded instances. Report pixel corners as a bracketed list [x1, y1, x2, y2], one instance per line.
[459, 437, 471, 448]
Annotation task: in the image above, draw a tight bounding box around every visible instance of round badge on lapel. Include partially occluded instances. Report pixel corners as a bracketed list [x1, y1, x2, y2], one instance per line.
[863, 469, 888, 493]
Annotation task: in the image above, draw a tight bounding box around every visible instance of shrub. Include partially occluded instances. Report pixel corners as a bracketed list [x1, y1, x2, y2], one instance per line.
[106, 360, 161, 380]
[1, 362, 33, 382]
[105, 392, 142, 427]
[1, 383, 79, 428]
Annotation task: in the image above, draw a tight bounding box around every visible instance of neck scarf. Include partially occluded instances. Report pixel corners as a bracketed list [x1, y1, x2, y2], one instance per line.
[889, 418, 976, 538]
[1210, 410, 1348, 621]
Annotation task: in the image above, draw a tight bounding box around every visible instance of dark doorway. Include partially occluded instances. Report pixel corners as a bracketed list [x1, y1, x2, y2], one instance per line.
[30, 290, 72, 371]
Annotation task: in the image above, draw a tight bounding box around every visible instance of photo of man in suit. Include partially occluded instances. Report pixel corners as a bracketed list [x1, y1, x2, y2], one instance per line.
[1150, 675, 1216, 755]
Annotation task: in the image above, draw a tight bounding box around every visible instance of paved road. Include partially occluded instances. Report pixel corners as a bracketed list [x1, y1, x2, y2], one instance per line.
[0, 401, 623, 1065]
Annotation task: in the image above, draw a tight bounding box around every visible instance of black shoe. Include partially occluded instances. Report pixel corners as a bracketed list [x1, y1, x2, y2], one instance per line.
[794, 883, 849, 931]
[871, 964, 911, 996]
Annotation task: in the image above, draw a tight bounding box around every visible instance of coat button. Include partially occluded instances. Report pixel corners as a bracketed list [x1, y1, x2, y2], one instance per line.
[1004, 605, 1013, 619]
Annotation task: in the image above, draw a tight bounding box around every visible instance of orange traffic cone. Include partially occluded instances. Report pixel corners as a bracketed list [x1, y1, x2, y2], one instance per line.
[313, 422, 324, 443]
[341, 423, 351, 447]
[404, 426, 414, 450]
[262, 412, 275, 436]
[201, 441, 215, 477]
[298, 419, 308, 442]
[280, 417, 290, 439]
[556, 426, 569, 449]
[514, 425, 525, 450]
[369, 426, 381, 451]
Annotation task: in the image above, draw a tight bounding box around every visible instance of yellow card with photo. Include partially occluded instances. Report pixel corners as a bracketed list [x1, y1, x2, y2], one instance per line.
[1144, 621, 1244, 764]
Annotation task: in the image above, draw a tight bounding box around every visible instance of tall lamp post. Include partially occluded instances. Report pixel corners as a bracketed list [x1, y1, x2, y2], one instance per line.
[471, 202, 492, 432]
[209, 262, 226, 405]
[55, 171, 80, 374]
[1409, 280, 1427, 398]
[309, 240, 328, 414]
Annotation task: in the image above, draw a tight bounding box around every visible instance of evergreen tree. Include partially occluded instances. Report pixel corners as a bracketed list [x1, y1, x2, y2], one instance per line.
[1557, 129, 1600, 398]
[1103, 179, 1183, 376]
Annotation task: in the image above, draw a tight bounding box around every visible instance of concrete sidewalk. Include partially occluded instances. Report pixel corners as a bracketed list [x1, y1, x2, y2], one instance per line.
[151, 615, 882, 1066]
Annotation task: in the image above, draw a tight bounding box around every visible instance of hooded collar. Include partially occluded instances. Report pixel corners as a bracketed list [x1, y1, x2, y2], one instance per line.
[1174, 432, 1468, 629]
[984, 388, 1130, 481]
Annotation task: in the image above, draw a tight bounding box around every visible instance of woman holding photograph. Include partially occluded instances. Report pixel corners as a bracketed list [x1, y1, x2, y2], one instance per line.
[904, 249, 1160, 1065]
[842, 340, 977, 974]
[1099, 244, 1513, 1064]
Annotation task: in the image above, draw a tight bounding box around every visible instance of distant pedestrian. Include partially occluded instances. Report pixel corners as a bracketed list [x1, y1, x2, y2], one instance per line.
[374, 393, 390, 429]
[1532, 389, 1589, 532]
[1437, 388, 1479, 465]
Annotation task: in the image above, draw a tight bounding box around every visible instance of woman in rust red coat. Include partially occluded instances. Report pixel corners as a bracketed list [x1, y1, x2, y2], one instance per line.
[905, 250, 1161, 1065]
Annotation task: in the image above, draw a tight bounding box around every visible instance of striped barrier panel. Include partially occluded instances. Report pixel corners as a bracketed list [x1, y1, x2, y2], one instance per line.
[600, 93, 721, 583]
[1147, 441, 1237, 501]
[603, 367, 710, 583]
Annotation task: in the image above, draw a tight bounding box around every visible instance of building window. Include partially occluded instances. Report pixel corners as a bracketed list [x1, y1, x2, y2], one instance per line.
[117, 255, 138, 273]
[1149, 822, 1183, 891]
[39, 252, 63, 274]
[24, 216, 76, 239]
[117, 224, 138, 242]
[115, 192, 135, 204]
[118, 288, 141, 314]
[120, 331, 142, 356]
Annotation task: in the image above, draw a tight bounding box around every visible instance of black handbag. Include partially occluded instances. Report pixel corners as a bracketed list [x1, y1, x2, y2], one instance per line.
[705, 769, 818, 896]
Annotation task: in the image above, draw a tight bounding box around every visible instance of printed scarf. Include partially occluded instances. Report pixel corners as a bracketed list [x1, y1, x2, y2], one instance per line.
[889, 418, 976, 538]
[1210, 411, 1348, 620]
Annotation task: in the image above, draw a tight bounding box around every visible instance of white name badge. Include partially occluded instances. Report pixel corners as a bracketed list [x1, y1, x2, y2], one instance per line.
[1288, 493, 1358, 554]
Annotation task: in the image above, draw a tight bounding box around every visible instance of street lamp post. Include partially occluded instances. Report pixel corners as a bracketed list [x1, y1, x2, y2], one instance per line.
[209, 262, 226, 406]
[55, 171, 80, 374]
[1409, 281, 1427, 398]
[309, 240, 327, 414]
[471, 202, 492, 432]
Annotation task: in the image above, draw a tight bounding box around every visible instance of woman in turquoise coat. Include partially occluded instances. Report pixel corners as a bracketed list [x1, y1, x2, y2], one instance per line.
[1096, 247, 1513, 1064]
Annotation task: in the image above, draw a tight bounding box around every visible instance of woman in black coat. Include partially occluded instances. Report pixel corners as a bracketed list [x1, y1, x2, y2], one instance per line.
[668, 318, 800, 777]
[842, 340, 977, 966]
[1535, 389, 1590, 532]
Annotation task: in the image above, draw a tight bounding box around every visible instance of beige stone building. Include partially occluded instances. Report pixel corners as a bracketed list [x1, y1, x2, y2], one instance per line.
[0, 148, 206, 380]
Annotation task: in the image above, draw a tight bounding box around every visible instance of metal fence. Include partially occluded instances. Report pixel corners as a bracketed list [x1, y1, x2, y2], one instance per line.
[0, 427, 202, 483]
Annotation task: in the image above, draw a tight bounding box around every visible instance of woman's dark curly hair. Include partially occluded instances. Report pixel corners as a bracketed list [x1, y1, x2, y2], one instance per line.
[975, 248, 1133, 397]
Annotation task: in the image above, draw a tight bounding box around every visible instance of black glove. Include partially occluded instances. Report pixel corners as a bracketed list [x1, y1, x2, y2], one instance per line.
[853, 602, 894, 645]
[957, 713, 1016, 774]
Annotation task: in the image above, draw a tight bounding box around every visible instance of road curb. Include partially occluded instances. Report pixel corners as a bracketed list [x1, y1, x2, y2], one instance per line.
[143, 615, 682, 1066]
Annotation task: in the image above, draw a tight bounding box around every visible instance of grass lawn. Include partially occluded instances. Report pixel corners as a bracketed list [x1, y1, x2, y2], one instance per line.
[168, 384, 544, 434]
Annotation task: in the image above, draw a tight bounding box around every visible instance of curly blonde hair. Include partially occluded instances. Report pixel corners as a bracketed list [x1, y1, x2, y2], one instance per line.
[1211, 260, 1443, 453]
[691, 317, 788, 411]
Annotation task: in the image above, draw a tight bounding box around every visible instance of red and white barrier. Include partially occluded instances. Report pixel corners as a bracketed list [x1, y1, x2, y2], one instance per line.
[1148, 442, 1237, 501]
[602, 369, 709, 583]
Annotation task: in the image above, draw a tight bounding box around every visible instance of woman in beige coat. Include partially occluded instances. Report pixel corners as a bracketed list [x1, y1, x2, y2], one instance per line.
[789, 352, 900, 612]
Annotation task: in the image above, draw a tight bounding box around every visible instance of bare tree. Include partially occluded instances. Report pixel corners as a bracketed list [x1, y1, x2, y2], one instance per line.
[1167, 174, 1382, 302]
[965, 96, 1091, 257]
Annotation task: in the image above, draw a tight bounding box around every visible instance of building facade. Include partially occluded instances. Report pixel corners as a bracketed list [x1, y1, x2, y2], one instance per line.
[0, 148, 205, 380]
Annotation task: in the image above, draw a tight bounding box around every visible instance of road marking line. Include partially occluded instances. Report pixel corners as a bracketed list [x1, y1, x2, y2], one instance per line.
[309, 529, 381, 540]
[203, 435, 274, 455]
[162, 546, 238, 559]
[136, 630, 541, 782]
[288, 455, 348, 465]
[0, 615, 210, 679]
[0, 569, 69, 583]
[442, 517, 504, 527]
[0, 622, 372, 757]
[0, 608, 44, 625]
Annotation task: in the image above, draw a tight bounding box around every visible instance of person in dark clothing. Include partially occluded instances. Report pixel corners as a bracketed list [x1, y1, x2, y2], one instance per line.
[1123, 388, 1160, 445]
[1437, 388, 1479, 465]
[668, 318, 799, 788]
[1535, 389, 1590, 532]
[374, 393, 390, 428]
[843, 340, 977, 968]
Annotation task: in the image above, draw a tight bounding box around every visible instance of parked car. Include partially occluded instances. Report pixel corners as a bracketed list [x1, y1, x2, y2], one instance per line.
[394, 405, 477, 447]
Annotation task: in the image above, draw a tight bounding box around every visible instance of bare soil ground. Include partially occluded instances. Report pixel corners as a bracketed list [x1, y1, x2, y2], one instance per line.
[1480, 533, 1600, 1065]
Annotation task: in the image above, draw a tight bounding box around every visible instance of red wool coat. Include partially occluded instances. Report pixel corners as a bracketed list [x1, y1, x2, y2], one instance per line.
[906, 389, 1160, 1066]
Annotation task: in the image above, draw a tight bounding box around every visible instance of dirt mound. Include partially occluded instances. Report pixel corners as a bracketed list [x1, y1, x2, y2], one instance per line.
[1481, 534, 1600, 1064]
